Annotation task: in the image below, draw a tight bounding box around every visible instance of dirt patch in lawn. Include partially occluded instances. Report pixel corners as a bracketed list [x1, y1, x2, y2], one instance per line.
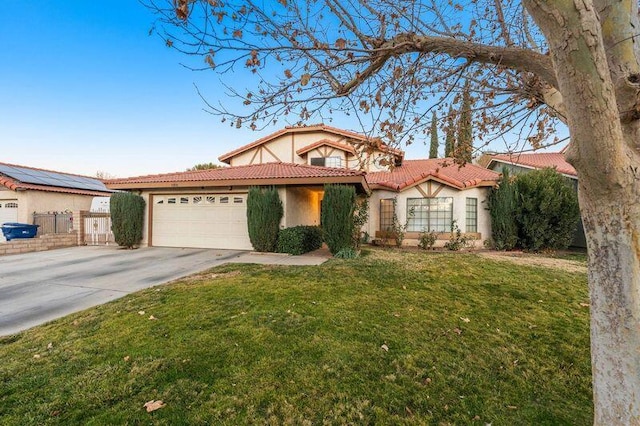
[476, 251, 587, 274]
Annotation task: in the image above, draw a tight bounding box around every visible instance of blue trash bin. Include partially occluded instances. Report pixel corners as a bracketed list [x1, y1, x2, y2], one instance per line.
[1, 223, 39, 241]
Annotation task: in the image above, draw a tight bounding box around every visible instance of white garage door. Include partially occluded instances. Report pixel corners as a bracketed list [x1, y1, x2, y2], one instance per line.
[152, 194, 252, 250]
[0, 200, 19, 242]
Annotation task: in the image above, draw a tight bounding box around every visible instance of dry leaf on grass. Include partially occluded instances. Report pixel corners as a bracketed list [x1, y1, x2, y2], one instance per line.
[144, 400, 166, 412]
[460, 317, 470, 323]
[381, 344, 389, 352]
[149, 315, 157, 320]
[579, 303, 589, 308]
[138, 311, 145, 315]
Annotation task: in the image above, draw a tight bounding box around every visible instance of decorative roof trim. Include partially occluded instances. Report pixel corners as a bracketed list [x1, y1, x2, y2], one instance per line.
[296, 139, 357, 156]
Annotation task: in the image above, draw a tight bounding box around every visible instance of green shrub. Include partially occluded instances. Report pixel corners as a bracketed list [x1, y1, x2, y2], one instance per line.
[247, 187, 283, 252]
[443, 220, 471, 251]
[515, 168, 580, 251]
[334, 247, 359, 259]
[391, 198, 415, 247]
[276, 226, 323, 255]
[418, 229, 438, 250]
[110, 192, 145, 249]
[353, 197, 370, 249]
[321, 184, 356, 255]
[488, 168, 518, 250]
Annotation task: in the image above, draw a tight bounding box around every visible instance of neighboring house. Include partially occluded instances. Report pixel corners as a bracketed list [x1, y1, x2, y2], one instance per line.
[0, 162, 113, 241]
[106, 124, 499, 250]
[486, 152, 577, 181]
[486, 151, 586, 248]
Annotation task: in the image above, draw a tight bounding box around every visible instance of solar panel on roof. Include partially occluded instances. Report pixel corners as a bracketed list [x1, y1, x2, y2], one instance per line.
[0, 164, 111, 192]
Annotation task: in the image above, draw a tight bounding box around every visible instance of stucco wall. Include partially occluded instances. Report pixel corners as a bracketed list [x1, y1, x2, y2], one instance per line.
[9, 191, 94, 224]
[282, 187, 322, 228]
[365, 183, 492, 246]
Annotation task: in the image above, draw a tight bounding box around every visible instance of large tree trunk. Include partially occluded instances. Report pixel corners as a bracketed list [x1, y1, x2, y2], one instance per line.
[524, 1, 640, 423]
[580, 175, 640, 424]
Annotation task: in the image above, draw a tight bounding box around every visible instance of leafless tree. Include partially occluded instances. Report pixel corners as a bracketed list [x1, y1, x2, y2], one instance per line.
[148, 1, 640, 423]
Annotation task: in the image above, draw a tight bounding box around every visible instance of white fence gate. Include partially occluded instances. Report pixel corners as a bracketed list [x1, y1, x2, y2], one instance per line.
[84, 212, 114, 245]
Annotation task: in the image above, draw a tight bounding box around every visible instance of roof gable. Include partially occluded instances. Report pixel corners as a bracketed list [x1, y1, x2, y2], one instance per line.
[296, 139, 357, 156]
[218, 124, 403, 164]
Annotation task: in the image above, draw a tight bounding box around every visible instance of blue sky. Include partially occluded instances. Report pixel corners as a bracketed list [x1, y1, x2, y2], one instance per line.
[0, 2, 563, 178]
[0, 1, 260, 177]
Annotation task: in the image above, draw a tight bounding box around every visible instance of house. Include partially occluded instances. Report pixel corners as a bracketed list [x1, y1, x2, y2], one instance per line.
[106, 124, 499, 250]
[0, 162, 114, 241]
[486, 151, 586, 247]
[486, 152, 577, 181]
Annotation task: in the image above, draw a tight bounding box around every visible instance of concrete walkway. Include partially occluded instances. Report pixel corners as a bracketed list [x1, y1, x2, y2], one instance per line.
[0, 246, 329, 336]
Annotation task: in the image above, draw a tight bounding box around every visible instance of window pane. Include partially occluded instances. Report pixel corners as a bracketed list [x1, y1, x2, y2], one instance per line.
[466, 197, 478, 233]
[407, 197, 452, 232]
[379, 199, 395, 232]
[324, 156, 342, 168]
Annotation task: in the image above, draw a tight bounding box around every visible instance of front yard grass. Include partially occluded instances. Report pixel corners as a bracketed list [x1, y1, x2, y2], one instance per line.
[0, 249, 592, 425]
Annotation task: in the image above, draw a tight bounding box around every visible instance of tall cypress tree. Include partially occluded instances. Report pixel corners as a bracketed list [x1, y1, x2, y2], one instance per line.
[429, 111, 439, 158]
[445, 107, 456, 157]
[110, 192, 145, 249]
[457, 82, 473, 162]
[246, 186, 283, 252]
[321, 184, 355, 254]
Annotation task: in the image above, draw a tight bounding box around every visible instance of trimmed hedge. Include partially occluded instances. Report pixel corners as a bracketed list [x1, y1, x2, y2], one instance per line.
[488, 167, 580, 251]
[110, 192, 145, 249]
[321, 184, 356, 255]
[247, 186, 283, 252]
[276, 226, 323, 255]
[488, 168, 518, 250]
[515, 168, 580, 251]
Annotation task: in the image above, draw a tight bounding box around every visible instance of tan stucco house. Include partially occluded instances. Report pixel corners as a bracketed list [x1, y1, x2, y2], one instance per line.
[107, 124, 499, 250]
[0, 162, 113, 241]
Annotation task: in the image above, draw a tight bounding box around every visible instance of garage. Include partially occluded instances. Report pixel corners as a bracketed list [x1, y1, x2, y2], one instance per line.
[0, 200, 18, 225]
[151, 193, 252, 250]
[0, 199, 18, 242]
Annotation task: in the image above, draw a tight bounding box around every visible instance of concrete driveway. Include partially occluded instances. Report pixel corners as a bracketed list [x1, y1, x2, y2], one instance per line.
[0, 246, 249, 336]
[0, 245, 329, 336]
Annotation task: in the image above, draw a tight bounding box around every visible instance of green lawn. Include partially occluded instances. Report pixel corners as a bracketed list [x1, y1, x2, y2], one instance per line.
[0, 249, 592, 425]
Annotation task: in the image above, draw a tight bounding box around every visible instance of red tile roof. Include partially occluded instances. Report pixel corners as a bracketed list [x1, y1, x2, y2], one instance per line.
[296, 139, 357, 156]
[366, 159, 500, 191]
[106, 162, 368, 190]
[0, 162, 113, 196]
[218, 123, 403, 163]
[489, 152, 577, 177]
